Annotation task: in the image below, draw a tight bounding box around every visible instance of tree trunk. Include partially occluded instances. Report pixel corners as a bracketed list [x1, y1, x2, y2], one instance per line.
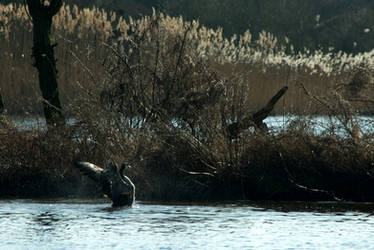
[0, 90, 4, 115]
[27, 0, 65, 126]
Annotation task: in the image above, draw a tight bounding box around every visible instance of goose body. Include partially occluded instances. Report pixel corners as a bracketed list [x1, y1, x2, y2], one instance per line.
[75, 160, 135, 207]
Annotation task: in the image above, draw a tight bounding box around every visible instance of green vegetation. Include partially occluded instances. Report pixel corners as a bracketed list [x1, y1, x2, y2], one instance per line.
[0, 3, 374, 202]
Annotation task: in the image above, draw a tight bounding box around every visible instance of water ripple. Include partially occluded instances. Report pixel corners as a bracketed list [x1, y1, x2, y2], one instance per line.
[0, 200, 374, 249]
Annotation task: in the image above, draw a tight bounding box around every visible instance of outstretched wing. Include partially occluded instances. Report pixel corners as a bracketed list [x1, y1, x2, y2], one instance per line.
[75, 161, 103, 182]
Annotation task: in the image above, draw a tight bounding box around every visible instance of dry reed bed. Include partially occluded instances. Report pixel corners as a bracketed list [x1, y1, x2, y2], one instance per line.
[0, 3, 373, 114]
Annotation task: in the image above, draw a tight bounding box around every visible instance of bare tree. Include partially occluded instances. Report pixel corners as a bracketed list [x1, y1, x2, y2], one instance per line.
[27, 0, 65, 126]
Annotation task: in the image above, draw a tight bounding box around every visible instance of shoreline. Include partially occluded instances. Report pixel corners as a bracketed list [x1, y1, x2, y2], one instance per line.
[1, 115, 374, 203]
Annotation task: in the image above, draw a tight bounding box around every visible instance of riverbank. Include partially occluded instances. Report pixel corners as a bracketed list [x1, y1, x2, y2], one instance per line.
[1, 118, 374, 202]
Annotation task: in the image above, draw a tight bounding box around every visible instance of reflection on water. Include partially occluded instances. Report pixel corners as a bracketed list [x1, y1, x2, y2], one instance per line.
[0, 200, 374, 249]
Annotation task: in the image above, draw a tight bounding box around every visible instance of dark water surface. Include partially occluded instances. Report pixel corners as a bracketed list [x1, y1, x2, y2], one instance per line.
[1, 200, 374, 249]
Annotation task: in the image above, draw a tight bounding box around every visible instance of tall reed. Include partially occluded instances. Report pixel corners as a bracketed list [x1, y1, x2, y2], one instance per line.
[0, 3, 373, 115]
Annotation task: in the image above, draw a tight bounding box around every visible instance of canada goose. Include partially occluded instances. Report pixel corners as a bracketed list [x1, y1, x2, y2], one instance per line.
[75, 160, 135, 207]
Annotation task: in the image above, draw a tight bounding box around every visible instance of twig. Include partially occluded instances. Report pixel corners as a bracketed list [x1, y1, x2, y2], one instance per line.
[68, 49, 97, 87]
[173, 25, 191, 80]
[179, 168, 215, 177]
[299, 81, 326, 106]
[279, 152, 343, 202]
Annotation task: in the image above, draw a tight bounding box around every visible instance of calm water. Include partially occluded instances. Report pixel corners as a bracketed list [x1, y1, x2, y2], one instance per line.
[11, 116, 374, 136]
[1, 200, 374, 249]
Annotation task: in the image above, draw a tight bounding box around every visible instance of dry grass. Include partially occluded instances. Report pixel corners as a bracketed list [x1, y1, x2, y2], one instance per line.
[0, 3, 373, 115]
